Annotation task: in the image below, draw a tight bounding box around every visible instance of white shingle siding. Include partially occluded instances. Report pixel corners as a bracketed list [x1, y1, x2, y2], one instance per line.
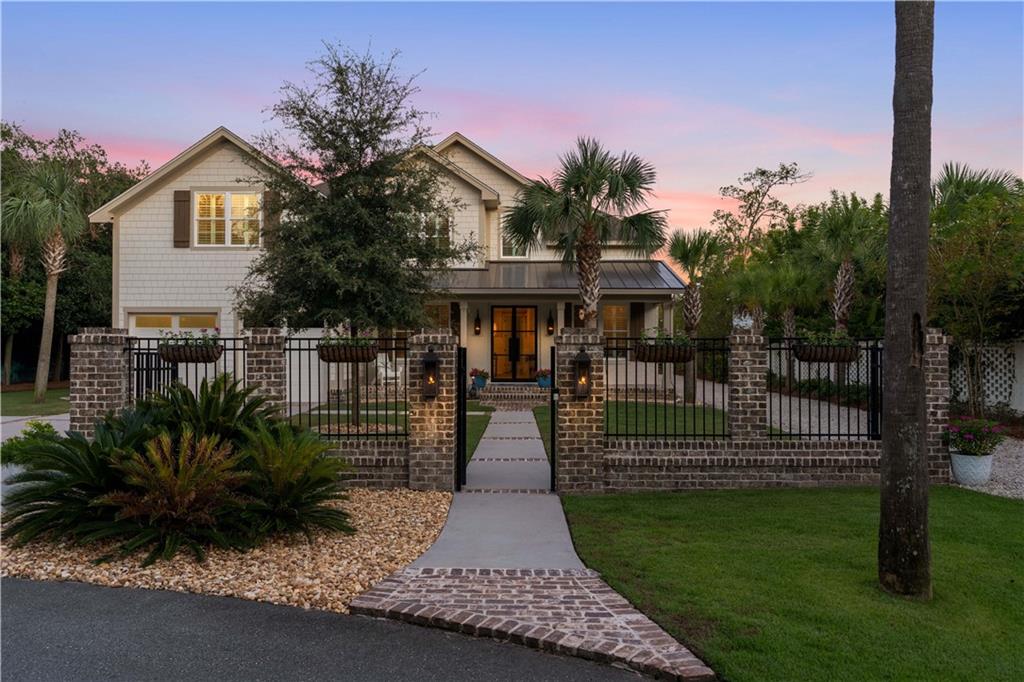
[117, 143, 263, 337]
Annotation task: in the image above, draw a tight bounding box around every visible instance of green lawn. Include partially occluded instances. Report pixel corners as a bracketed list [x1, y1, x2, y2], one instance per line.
[563, 487, 1024, 682]
[531, 402, 727, 452]
[1, 388, 70, 416]
[467, 412, 491, 460]
[606, 401, 726, 436]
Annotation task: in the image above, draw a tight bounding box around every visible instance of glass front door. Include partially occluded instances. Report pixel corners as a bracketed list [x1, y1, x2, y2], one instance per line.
[491, 306, 538, 381]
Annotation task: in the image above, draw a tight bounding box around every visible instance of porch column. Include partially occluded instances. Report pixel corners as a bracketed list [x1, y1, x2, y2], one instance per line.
[556, 301, 566, 333]
[555, 330, 605, 492]
[408, 329, 457, 491]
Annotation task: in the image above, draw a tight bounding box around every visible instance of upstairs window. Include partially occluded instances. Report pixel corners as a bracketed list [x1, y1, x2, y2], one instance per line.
[501, 226, 527, 258]
[424, 214, 452, 250]
[195, 192, 261, 246]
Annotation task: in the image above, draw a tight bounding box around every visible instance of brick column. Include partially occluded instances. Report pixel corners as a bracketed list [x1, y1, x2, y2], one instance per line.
[245, 328, 287, 416]
[925, 328, 952, 483]
[408, 330, 457, 491]
[555, 330, 604, 493]
[69, 327, 130, 438]
[728, 328, 768, 440]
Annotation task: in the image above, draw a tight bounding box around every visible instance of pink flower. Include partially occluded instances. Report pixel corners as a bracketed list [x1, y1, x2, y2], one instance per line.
[949, 426, 959, 433]
[963, 433, 974, 441]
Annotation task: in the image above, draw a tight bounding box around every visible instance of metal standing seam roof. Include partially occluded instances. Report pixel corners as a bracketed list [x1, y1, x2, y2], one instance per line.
[440, 260, 685, 292]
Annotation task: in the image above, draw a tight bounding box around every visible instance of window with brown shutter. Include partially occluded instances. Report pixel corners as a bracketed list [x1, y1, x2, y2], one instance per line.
[173, 190, 191, 247]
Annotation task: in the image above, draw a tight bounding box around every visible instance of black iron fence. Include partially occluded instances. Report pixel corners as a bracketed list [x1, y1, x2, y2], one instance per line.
[604, 337, 730, 439]
[127, 337, 247, 402]
[285, 336, 409, 440]
[766, 337, 882, 439]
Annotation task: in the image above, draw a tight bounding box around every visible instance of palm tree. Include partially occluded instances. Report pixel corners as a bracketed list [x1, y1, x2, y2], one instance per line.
[878, 0, 935, 599]
[811, 192, 882, 335]
[728, 261, 770, 335]
[669, 229, 725, 401]
[932, 162, 1018, 216]
[763, 260, 823, 388]
[503, 138, 668, 328]
[2, 162, 86, 402]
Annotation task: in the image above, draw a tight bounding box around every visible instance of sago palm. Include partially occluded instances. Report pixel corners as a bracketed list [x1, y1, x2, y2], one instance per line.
[503, 138, 667, 328]
[2, 162, 86, 402]
[668, 229, 725, 335]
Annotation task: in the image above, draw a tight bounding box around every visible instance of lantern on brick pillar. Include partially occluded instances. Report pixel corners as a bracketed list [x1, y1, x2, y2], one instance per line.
[422, 346, 439, 398]
[573, 346, 592, 399]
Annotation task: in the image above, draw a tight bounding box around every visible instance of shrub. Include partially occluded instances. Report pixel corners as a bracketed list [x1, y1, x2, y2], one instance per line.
[96, 429, 250, 565]
[946, 416, 1006, 457]
[1, 420, 58, 466]
[238, 422, 352, 537]
[148, 374, 278, 446]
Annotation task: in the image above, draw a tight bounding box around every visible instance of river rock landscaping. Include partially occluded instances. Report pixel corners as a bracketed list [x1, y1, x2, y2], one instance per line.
[2, 488, 450, 613]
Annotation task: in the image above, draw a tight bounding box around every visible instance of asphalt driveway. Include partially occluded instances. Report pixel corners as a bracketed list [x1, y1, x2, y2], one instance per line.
[1, 579, 639, 681]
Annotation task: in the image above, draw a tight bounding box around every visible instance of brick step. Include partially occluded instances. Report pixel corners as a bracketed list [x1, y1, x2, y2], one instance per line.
[475, 382, 549, 407]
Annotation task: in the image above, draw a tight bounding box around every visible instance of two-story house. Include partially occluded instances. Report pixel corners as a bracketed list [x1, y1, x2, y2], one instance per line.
[89, 127, 684, 381]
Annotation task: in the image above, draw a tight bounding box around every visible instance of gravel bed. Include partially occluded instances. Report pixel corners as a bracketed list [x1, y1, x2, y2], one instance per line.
[1, 488, 451, 613]
[955, 437, 1024, 500]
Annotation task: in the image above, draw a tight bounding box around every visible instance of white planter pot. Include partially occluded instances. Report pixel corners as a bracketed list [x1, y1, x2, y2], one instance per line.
[950, 450, 994, 486]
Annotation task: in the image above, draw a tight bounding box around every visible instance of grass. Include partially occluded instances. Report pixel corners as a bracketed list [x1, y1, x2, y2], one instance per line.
[531, 402, 727, 453]
[563, 487, 1024, 682]
[606, 401, 727, 436]
[1, 387, 70, 416]
[467, 412, 491, 460]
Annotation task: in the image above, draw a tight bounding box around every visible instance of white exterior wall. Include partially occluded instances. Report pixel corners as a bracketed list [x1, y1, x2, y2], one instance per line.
[116, 142, 263, 337]
[436, 171, 484, 268]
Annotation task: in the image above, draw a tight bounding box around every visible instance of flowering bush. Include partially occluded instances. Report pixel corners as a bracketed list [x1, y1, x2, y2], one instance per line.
[319, 329, 377, 348]
[535, 369, 552, 379]
[946, 416, 1006, 457]
[159, 328, 220, 346]
[469, 368, 489, 380]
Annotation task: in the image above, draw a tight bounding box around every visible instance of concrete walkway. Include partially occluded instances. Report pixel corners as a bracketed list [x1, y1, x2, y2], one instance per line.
[354, 408, 714, 681]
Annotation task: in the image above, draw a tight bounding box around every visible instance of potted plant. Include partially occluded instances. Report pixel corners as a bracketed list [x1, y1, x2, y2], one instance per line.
[946, 416, 1006, 486]
[318, 330, 379, 363]
[158, 328, 223, 364]
[635, 328, 694, 363]
[536, 368, 552, 389]
[470, 368, 489, 390]
[793, 329, 861, 364]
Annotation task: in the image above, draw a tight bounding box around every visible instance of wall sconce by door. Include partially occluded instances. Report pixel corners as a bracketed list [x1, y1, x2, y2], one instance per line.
[422, 346, 439, 398]
[546, 310, 555, 336]
[573, 346, 592, 399]
[474, 311, 481, 335]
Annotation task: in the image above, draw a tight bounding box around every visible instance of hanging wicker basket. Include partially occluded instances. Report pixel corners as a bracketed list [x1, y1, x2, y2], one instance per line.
[158, 344, 223, 364]
[792, 344, 861, 364]
[317, 343, 379, 363]
[634, 343, 694, 364]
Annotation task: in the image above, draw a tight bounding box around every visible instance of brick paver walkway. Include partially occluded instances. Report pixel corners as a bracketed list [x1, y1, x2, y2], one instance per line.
[352, 409, 715, 681]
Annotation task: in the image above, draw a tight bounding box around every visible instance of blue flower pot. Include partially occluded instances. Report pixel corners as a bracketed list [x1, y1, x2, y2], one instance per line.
[473, 376, 487, 389]
[537, 376, 552, 389]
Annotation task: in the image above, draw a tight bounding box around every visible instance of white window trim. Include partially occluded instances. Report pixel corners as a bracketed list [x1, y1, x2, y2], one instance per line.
[424, 213, 453, 249]
[500, 226, 529, 259]
[193, 190, 263, 248]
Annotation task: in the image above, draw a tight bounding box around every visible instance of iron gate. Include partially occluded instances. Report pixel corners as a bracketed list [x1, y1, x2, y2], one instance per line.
[455, 346, 468, 490]
[549, 345, 557, 491]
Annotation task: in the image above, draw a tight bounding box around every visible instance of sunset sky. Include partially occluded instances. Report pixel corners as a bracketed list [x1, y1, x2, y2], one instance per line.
[3, 2, 1021, 231]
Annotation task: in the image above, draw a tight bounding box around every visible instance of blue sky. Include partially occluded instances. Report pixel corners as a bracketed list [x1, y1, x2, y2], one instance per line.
[3, 1, 1022, 227]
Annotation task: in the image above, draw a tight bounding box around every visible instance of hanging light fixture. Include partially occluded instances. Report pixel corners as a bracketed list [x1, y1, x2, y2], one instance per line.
[473, 310, 481, 335]
[546, 310, 555, 336]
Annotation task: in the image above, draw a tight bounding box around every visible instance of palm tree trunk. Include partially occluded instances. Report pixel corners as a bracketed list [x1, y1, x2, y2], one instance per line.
[832, 258, 855, 334]
[783, 307, 797, 391]
[577, 224, 601, 329]
[878, 0, 934, 599]
[34, 271, 59, 403]
[3, 334, 13, 386]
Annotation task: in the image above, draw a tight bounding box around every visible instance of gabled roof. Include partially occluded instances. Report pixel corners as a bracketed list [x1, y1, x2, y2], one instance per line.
[412, 145, 500, 209]
[433, 132, 531, 187]
[88, 126, 272, 223]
